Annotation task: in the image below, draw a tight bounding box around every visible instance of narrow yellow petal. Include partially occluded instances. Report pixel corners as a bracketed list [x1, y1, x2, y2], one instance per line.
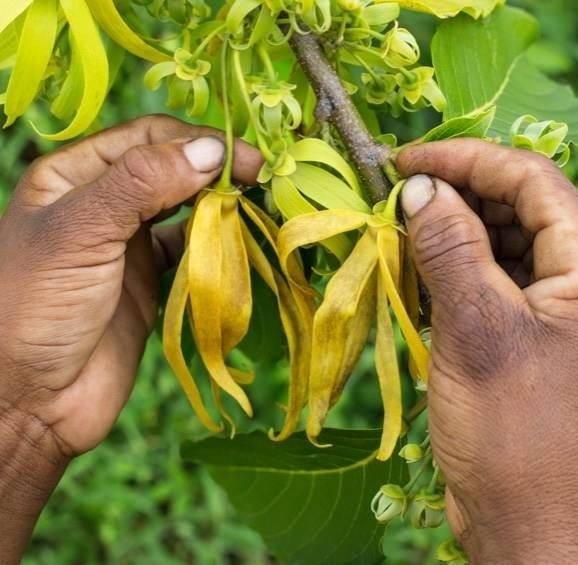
[378, 235, 430, 383]
[375, 281, 402, 461]
[277, 209, 369, 287]
[241, 220, 313, 441]
[188, 191, 253, 416]
[86, 0, 170, 63]
[41, 0, 109, 140]
[306, 229, 379, 446]
[162, 248, 223, 433]
[271, 175, 353, 261]
[219, 193, 252, 354]
[4, 0, 58, 127]
[210, 379, 236, 439]
[240, 196, 315, 297]
[0, 0, 32, 36]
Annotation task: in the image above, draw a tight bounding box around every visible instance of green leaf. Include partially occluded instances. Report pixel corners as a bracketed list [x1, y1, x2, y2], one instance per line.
[432, 6, 578, 144]
[182, 429, 408, 565]
[488, 55, 578, 144]
[432, 6, 539, 119]
[423, 106, 495, 141]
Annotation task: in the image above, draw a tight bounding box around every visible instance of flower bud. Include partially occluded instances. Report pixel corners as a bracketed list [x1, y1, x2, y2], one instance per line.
[337, 0, 361, 12]
[399, 443, 424, 463]
[371, 484, 407, 523]
[436, 538, 468, 564]
[510, 114, 570, 166]
[411, 489, 445, 529]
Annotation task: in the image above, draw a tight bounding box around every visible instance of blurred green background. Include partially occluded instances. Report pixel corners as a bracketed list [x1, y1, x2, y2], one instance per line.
[0, 1, 576, 563]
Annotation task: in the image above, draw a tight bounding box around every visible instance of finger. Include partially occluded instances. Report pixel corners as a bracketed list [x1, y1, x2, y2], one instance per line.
[15, 114, 263, 208]
[152, 221, 187, 273]
[398, 139, 578, 283]
[37, 136, 232, 254]
[400, 174, 523, 314]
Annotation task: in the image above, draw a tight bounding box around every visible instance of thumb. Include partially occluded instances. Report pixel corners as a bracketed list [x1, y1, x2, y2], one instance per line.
[40, 136, 228, 247]
[400, 174, 507, 311]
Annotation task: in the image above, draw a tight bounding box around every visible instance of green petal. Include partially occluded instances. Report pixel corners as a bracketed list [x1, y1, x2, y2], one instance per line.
[86, 0, 170, 63]
[4, 0, 58, 128]
[39, 0, 109, 140]
[0, 0, 32, 36]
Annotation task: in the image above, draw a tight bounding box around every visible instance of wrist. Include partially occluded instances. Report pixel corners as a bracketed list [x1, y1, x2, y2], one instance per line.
[0, 400, 70, 562]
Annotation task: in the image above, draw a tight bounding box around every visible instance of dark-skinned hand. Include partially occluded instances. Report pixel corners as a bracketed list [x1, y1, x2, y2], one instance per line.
[0, 115, 262, 562]
[398, 139, 578, 564]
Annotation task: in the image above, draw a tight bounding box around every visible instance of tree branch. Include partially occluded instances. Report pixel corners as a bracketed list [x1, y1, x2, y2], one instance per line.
[289, 32, 392, 204]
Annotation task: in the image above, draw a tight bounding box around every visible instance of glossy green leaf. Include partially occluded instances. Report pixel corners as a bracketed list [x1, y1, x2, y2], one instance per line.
[432, 7, 539, 119]
[488, 56, 578, 144]
[423, 106, 495, 141]
[4, 0, 58, 127]
[0, 0, 32, 36]
[182, 429, 408, 565]
[433, 6, 578, 144]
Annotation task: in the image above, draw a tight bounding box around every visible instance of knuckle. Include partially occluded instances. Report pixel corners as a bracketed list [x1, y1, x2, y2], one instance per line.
[413, 213, 484, 277]
[113, 145, 166, 205]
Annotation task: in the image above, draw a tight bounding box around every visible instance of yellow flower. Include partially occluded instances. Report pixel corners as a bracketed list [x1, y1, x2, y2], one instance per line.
[163, 188, 316, 439]
[278, 181, 430, 460]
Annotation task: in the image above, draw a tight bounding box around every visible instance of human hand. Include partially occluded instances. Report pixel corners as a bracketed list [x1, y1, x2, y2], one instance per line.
[397, 139, 578, 563]
[0, 114, 261, 457]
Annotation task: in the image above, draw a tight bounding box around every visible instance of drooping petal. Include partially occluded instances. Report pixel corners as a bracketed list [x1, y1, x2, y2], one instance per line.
[395, 0, 504, 19]
[290, 163, 370, 213]
[188, 191, 253, 416]
[40, 0, 109, 140]
[4, 0, 58, 127]
[241, 220, 312, 441]
[375, 279, 402, 461]
[306, 229, 379, 446]
[162, 248, 223, 433]
[377, 230, 430, 383]
[86, 0, 170, 63]
[277, 209, 369, 286]
[289, 138, 362, 197]
[0, 0, 32, 36]
[219, 193, 253, 354]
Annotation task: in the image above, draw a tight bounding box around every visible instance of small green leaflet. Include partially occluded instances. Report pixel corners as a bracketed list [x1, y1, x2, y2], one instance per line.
[432, 6, 578, 144]
[182, 429, 408, 565]
[423, 106, 495, 141]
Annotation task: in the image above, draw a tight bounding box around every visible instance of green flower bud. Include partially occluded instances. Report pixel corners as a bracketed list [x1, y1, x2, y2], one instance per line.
[371, 484, 407, 524]
[337, 0, 361, 12]
[411, 489, 445, 529]
[399, 443, 424, 463]
[436, 538, 468, 564]
[380, 24, 420, 68]
[510, 114, 570, 167]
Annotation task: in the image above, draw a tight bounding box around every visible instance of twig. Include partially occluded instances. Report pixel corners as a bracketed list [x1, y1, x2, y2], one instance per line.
[289, 32, 392, 204]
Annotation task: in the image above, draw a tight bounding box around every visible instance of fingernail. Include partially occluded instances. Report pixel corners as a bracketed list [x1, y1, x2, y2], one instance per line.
[401, 174, 435, 218]
[183, 137, 225, 172]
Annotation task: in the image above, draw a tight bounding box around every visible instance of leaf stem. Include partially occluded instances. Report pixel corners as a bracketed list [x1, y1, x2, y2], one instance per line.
[288, 32, 392, 204]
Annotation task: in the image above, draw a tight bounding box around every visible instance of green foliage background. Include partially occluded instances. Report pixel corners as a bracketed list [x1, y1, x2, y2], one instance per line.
[0, 0, 575, 563]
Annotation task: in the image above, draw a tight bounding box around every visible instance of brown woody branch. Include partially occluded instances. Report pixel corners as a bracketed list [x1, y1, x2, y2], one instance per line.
[289, 32, 392, 204]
